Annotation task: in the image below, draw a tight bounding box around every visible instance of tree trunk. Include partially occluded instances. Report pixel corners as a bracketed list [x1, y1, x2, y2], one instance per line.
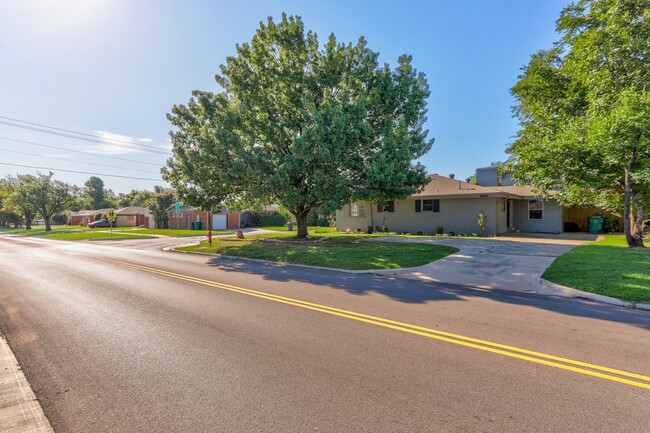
[24, 219, 32, 230]
[623, 166, 635, 247]
[630, 192, 645, 248]
[44, 216, 52, 232]
[294, 210, 309, 238]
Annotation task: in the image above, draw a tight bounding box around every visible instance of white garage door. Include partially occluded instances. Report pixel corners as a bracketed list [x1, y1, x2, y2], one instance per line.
[212, 214, 227, 230]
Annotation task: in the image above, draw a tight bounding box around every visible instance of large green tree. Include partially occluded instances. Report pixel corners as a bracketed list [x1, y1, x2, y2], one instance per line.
[165, 14, 433, 237]
[507, 0, 649, 247]
[9, 173, 75, 231]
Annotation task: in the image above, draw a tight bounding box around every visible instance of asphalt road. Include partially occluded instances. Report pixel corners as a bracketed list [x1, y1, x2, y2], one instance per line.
[0, 235, 649, 432]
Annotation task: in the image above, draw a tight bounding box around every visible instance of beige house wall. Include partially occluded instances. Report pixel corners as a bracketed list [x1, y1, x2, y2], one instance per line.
[511, 199, 563, 233]
[337, 198, 509, 235]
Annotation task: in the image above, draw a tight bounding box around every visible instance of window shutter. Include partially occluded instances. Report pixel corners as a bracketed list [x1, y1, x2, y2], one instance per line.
[387, 201, 395, 212]
[433, 199, 440, 213]
[415, 200, 421, 212]
[377, 204, 383, 213]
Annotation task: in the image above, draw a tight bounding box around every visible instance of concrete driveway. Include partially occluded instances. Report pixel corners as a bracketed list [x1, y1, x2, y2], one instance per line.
[367, 234, 598, 295]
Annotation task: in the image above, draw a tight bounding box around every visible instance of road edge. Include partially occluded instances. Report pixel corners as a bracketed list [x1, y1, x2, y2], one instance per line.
[166, 246, 649, 311]
[0, 334, 55, 433]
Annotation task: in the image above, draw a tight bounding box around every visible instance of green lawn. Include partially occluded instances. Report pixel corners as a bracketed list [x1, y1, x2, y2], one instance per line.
[0, 225, 232, 239]
[176, 232, 458, 270]
[115, 228, 233, 237]
[259, 226, 336, 233]
[45, 231, 152, 240]
[543, 235, 650, 303]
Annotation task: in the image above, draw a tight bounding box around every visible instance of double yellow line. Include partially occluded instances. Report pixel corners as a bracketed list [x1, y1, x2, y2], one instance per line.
[99, 258, 650, 390]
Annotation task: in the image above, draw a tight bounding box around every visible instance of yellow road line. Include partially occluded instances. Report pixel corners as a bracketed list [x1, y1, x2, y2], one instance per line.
[99, 257, 650, 390]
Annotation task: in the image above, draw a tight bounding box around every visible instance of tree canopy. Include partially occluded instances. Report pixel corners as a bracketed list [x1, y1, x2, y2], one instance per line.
[507, 0, 649, 247]
[165, 14, 433, 237]
[6, 173, 75, 231]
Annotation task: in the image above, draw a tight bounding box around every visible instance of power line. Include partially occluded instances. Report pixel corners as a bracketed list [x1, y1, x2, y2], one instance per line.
[0, 136, 164, 167]
[0, 119, 170, 155]
[0, 147, 161, 174]
[0, 162, 163, 182]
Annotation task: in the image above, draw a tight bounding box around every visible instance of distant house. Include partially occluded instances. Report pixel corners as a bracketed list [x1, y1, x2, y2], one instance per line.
[115, 206, 155, 228]
[336, 166, 573, 235]
[67, 207, 154, 228]
[67, 209, 111, 226]
[168, 206, 240, 230]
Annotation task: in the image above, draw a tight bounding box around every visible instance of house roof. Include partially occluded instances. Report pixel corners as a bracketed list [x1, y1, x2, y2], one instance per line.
[490, 185, 536, 198]
[72, 208, 111, 217]
[413, 175, 507, 198]
[412, 174, 543, 199]
[116, 206, 149, 215]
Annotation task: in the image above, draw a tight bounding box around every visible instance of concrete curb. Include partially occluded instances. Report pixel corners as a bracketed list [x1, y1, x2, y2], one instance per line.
[0, 334, 54, 433]
[166, 245, 649, 311]
[539, 279, 650, 311]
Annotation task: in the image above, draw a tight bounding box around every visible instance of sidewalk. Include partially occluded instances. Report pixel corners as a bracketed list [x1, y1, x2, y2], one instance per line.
[0, 335, 53, 433]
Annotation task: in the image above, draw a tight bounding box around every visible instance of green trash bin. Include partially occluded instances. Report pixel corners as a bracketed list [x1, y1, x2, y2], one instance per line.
[587, 216, 604, 234]
[193, 221, 202, 230]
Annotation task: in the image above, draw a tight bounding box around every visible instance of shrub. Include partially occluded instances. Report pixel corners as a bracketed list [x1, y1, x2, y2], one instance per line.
[603, 215, 620, 233]
[258, 211, 288, 227]
[415, 231, 424, 236]
[436, 226, 444, 235]
[448, 231, 456, 236]
[477, 211, 487, 236]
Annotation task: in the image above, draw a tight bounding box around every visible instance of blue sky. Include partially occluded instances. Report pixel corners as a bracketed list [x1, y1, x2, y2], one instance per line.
[0, 0, 568, 193]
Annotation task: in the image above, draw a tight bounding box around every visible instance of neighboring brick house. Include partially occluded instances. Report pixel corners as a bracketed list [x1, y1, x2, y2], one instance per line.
[67, 207, 154, 228]
[168, 206, 240, 230]
[115, 206, 154, 228]
[67, 209, 111, 226]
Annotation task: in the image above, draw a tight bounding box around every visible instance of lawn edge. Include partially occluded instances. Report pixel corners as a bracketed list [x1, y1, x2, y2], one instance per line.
[539, 278, 650, 311]
[167, 243, 650, 311]
[165, 244, 437, 274]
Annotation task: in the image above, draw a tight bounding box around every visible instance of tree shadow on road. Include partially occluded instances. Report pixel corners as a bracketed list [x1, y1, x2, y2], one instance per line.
[205, 257, 650, 330]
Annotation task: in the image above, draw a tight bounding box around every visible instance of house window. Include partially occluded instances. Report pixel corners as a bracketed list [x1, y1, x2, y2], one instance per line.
[528, 200, 543, 220]
[376, 201, 395, 213]
[415, 199, 440, 213]
[349, 202, 365, 217]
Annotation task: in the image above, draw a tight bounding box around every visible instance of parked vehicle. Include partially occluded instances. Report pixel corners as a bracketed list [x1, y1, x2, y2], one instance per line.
[88, 220, 114, 228]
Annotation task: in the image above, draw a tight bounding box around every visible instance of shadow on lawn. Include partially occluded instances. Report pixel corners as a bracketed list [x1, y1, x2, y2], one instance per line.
[205, 257, 650, 329]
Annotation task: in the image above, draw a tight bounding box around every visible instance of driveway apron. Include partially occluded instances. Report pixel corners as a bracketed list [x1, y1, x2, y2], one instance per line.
[368, 237, 587, 294]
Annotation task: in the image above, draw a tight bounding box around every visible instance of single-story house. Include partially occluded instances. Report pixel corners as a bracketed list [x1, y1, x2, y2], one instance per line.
[168, 206, 240, 230]
[336, 166, 598, 236]
[67, 208, 111, 226]
[115, 206, 155, 228]
[67, 207, 154, 228]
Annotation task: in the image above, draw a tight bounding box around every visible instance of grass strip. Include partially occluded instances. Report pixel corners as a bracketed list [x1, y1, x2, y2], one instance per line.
[543, 235, 650, 303]
[177, 234, 458, 270]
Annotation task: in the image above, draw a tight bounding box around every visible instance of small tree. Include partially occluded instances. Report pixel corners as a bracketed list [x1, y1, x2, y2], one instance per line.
[147, 186, 176, 229]
[477, 211, 487, 236]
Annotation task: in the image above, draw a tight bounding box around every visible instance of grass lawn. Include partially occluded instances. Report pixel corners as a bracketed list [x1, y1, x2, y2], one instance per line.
[259, 226, 336, 233]
[543, 234, 650, 303]
[45, 231, 153, 240]
[176, 232, 458, 270]
[116, 228, 233, 237]
[0, 225, 233, 239]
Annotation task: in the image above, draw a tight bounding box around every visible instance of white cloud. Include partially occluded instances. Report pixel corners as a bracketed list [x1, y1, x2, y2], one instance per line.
[138, 138, 153, 143]
[159, 142, 173, 151]
[84, 130, 147, 155]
